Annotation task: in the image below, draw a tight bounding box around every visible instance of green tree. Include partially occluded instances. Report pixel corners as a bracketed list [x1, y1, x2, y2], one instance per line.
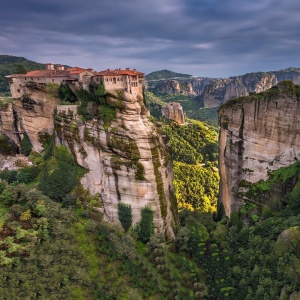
[21, 133, 33, 156]
[95, 79, 105, 104]
[118, 202, 132, 232]
[57, 83, 77, 103]
[137, 206, 154, 243]
[15, 63, 28, 74]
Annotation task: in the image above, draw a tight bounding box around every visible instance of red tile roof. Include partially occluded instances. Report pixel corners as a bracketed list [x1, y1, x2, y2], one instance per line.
[6, 66, 144, 79]
[22, 70, 70, 77]
[97, 69, 144, 76]
[66, 67, 86, 74]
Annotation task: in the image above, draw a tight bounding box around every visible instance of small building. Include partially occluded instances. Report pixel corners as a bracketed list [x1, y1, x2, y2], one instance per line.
[94, 68, 144, 95]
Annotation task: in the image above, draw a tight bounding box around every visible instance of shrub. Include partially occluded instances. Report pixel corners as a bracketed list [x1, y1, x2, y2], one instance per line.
[0, 135, 18, 155]
[58, 83, 77, 103]
[39, 146, 86, 201]
[0, 170, 18, 183]
[99, 105, 116, 128]
[118, 202, 132, 232]
[44, 83, 59, 96]
[16, 166, 41, 183]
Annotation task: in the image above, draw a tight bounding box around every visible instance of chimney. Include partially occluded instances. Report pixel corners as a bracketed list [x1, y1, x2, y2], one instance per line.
[46, 63, 55, 70]
[57, 64, 65, 71]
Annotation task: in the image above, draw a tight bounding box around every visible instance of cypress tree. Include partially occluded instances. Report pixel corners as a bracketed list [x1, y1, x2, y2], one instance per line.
[117, 202, 132, 232]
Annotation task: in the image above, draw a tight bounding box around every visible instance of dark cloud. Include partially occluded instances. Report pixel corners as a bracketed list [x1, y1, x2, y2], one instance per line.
[0, 0, 299, 77]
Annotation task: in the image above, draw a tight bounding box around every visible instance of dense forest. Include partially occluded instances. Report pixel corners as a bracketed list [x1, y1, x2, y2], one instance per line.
[160, 119, 219, 212]
[1, 134, 300, 299]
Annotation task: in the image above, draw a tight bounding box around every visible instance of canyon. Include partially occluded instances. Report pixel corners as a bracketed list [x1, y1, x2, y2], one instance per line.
[147, 68, 300, 108]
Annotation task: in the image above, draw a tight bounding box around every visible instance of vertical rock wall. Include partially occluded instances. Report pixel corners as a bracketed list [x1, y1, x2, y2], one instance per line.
[218, 82, 300, 215]
[55, 91, 178, 238]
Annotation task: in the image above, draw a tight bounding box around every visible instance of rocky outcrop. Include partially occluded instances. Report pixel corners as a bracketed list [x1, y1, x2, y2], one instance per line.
[218, 81, 300, 216]
[0, 103, 16, 141]
[147, 77, 213, 97]
[161, 102, 185, 124]
[54, 91, 177, 237]
[203, 68, 300, 107]
[0, 88, 58, 152]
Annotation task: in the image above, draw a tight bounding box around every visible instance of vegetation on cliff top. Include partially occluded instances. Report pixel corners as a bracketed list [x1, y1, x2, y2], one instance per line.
[0, 55, 45, 94]
[218, 80, 300, 112]
[146, 69, 192, 81]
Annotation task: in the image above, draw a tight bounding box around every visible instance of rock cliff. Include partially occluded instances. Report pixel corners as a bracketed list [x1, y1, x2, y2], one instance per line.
[161, 102, 185, 124]
[147, 68, 300, 108]
[218, 81, 300, 215]
[147, 77, 213, 97]
[0, 87, 178, 238]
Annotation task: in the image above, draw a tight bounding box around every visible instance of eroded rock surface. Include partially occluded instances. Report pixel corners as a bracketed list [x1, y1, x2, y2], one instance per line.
[218, 82, 300, 215]
[55, 91, 177, 237]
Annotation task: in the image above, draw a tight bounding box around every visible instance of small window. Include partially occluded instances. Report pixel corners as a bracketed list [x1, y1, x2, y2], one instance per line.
[25, 77, 27, 80]
[31, 77, 33, 80]
[17, 89, 20, 92]
[52, 79, 54, 82]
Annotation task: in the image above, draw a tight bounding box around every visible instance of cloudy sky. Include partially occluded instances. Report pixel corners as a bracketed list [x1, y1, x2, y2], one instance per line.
[1, 0, 299, 77]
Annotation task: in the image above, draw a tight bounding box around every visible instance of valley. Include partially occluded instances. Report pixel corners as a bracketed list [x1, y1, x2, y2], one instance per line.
[0, 55, 300, 299]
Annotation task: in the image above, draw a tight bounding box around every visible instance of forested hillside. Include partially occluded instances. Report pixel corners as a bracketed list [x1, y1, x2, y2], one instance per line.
[161, 119, 219, 212]
[146, 91, 218, 126]
[146, 69, 192, 81]
[1, 141, 299, 299]
[0, 55, 45, 94]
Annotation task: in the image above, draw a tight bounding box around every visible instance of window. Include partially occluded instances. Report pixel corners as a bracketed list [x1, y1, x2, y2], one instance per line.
[52, 79, 54, 82]
[31, 77, 33, 80]
[113, 78, 116, 84]
[17, 89, 20, 92]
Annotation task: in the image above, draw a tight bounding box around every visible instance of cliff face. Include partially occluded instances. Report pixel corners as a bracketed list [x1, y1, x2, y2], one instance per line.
[218, 82, 300, 215]
[0, 88, 178, 237]
[0, 88, 58, 151]
[203, 68, 300, 107]
[147, 77, 213, 97]
[146, 68, 300, 109]
[161, 102, 185, 124]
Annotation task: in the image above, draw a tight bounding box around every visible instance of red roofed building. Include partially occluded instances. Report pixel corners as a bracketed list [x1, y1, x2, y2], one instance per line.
[94, 68, 144, 95]
[5, 64, 144, 98]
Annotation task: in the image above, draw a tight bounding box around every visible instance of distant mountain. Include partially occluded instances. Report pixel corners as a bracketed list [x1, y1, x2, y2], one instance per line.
[146, 69, 192, 81]
[0, 55, 45, 94]
[146, 67, 300, 108]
